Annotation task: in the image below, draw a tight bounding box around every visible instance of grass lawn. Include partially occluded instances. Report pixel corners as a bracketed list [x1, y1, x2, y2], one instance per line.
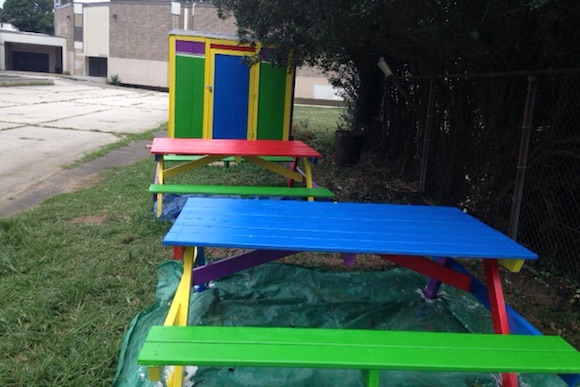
[0, 105, 344, 386]
[1, 104, 577, 386]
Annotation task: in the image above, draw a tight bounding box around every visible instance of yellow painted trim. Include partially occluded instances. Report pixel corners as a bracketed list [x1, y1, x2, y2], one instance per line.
[168, 36, 177, 138]
[203, 39, 213, 139]
[169, 31, 207, 43]
[303, 158, 314, 201]
[243, 156, 303, 182]
[499, 259, 525, 272]
[247, 61, 260, 140]
[207, 47, 255, 140]
[168, 35, 207, 138]
[282, 65, 295, 140]
[206, 37, 247, 47]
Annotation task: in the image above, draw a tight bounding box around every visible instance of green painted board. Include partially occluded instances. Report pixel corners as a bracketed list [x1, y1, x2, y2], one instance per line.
[256, 63, 288, 140]
[174, 55, 204, 138]
[139, 326, 580, 374]
[149, 184, 334, 198]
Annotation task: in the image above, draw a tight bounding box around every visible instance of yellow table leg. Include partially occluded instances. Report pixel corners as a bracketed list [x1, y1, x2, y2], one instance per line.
[156, 156, 165, 217]
[303, 158, 314, 201]
[244, 156, 303, 182]
[161, 246, 197, 387]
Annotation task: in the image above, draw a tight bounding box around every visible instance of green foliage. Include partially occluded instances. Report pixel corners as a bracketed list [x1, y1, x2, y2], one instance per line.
[213, 0, 580, 133]
[107, 74, 122, 86]
[0, 0, 53, 34]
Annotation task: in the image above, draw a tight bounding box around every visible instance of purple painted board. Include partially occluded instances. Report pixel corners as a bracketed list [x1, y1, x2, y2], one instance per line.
[176, 40, 205, 55]
[164, 197, 538, 260]
[192, 249, 296, 285]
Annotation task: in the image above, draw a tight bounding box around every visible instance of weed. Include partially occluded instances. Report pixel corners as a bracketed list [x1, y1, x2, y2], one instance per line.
[107, 74, 122, 86]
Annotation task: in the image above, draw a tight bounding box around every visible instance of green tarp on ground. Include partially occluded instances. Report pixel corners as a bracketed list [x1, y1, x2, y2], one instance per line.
[113, 262, 566, 386]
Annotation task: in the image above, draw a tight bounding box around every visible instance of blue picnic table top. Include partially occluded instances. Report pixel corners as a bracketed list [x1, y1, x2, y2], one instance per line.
[163, 198, 537, 261]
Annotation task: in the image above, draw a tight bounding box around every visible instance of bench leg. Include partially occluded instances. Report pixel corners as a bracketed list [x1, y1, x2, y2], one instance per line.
[303, 157, 314, 201]
[363, 370, 379, 387]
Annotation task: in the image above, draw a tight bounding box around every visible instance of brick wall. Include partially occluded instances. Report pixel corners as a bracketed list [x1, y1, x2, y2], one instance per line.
[54, 5, 74, 51]
[192, 3, 237, 34]
[109, 1, 171, 61]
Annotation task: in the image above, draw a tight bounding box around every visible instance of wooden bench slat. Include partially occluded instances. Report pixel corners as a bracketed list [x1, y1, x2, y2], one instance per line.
[139, 326, 580, 374]
[149, 184, 334, 198]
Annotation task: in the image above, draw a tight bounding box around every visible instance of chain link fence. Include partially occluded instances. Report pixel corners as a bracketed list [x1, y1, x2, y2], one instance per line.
[375, 69, 579, 281]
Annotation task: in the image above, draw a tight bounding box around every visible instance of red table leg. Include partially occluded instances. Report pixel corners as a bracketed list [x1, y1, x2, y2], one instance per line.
[173, 246, 184, 260]
[286, 157, 299, 187]
[483, 259, 518, 387]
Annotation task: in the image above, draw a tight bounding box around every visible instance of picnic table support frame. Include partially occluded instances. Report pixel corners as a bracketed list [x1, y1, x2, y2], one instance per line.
[379, 254, 471, 293]
[145, 250, 580, 387]
[191, 249, 298, 286]
[243, 156, 304, 182]
[150, 137, 325, 217]
[142, 198, 580, 387]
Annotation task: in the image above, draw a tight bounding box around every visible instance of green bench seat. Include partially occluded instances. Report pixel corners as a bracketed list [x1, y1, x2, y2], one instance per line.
[139, 326, 580, 387]
[149, 184, 334, 199]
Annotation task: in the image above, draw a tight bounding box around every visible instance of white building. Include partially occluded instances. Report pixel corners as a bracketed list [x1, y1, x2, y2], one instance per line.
[0, 22, 67, 73]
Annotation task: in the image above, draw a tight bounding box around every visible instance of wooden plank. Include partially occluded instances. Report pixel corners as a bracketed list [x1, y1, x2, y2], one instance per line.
[139, 326, 580, 374]
[149, 184, 334, 198]
[163, 198, 538, 260]
[150, 138, 321, 158]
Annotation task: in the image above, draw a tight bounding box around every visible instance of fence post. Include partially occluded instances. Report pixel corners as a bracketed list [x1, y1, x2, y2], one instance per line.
[419, 78, 436, 193]
[508, 75, 537, 240]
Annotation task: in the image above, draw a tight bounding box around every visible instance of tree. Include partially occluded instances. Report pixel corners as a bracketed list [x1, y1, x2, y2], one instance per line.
[213, 0, 579, 135]
[1, 0, 54, 34]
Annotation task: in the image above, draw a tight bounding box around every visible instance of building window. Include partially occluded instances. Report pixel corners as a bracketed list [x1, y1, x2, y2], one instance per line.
[88, 57, 107, 77]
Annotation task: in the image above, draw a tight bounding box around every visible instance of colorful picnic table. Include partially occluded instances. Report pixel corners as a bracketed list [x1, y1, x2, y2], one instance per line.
[150, 138, 330, 216]
[139, 197, 580, 387]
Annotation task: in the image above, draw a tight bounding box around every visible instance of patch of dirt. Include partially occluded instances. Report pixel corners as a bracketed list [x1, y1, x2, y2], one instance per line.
[501, 266, 580, 348]
[69, 212, 108, 224]
[64, 173, 104, 192]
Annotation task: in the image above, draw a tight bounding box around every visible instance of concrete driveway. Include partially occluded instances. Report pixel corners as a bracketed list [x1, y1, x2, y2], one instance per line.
[0, 73, 168, 217]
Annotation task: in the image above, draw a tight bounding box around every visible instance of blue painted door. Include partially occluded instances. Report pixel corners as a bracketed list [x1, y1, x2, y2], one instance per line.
[212, 54, 250, 139]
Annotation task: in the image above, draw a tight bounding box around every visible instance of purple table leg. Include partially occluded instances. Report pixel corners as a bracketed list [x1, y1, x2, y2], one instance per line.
[424, 257, 451, 299]
[342, 253, 356, 267]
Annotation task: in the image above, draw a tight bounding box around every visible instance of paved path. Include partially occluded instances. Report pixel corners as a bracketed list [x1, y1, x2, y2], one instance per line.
[0, 73, 168, 217]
